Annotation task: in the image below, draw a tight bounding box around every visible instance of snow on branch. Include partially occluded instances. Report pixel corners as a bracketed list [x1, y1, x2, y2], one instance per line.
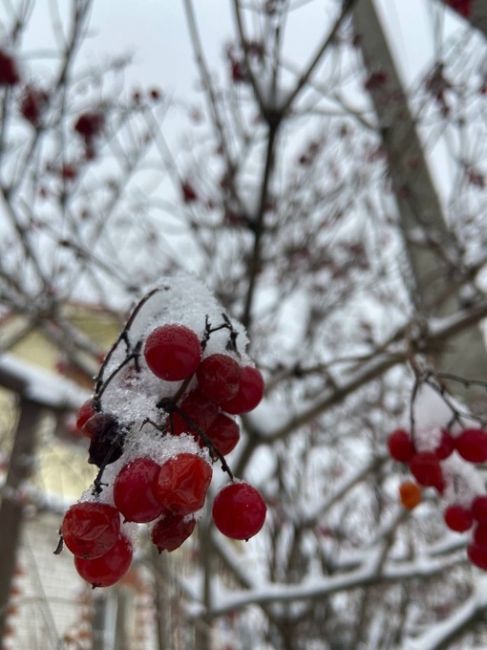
[0, 353, 89, 410]
[203, 549, 466, 618]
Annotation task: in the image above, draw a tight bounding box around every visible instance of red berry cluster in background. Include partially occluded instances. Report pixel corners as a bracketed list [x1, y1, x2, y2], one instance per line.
[388, 425, 487, 570]
[58, 278, 267, 588]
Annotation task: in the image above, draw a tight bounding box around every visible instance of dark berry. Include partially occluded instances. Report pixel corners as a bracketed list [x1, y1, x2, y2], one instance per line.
[0, 50, 19, 86]
[74, 111, 104, 142]
[84, 414, 124, 467]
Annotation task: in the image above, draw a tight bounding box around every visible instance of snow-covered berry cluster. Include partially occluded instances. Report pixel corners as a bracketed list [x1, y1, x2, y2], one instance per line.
[388, 422, 487, 570]
[57, 276, 267, 588]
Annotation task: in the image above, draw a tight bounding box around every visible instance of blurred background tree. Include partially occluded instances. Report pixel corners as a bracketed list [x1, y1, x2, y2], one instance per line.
[0, 0, 487, 648]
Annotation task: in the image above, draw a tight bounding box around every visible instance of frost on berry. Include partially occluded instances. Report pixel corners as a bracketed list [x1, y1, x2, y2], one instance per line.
[62, 502, 120, 559]
[57, 276, 267, 587]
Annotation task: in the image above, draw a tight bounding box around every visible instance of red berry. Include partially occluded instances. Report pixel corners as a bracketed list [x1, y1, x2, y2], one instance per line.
[181, 181, 198, 203]
[212, 482, 266, 540]
[168, 389, 218, 438]
[472, 496, 487, 523]
[467, 543, 487, 570]
[473, 524, 487, 546]
[74, 111, 104, 142]
[206, 414, 240, 455]
[196, 354, 241, 404]
[443, 504, 473, 532]
[144, 324, 201, 381]
[408, 452, 444, 491]
[435, 429, 455, 460]
[75, 399, 96, 435]
[151, 514, 196, 552]
[387, 429, 415, 463]
[74, 535, 132, 587]
[62, 502, 120, 559]
[154, 453, 212, 516]
[0, 50, 19, 86]
[455, 429, 487, 463]
[446, 0, 472, 18]
[20, 85, 48, 126]
[114, 457, 164, 523]
[222, 366, 264, 414]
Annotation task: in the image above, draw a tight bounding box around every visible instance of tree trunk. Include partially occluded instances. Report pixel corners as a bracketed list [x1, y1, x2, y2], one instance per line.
[353, 0, 487, 410]
[0, 398, 42, 644]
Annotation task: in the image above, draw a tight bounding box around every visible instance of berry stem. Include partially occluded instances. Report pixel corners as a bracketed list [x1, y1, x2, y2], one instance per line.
[173, 404, 234, 481]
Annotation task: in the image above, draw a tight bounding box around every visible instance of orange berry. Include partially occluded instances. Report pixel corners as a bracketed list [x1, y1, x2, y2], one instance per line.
[399, 480, 422, 510]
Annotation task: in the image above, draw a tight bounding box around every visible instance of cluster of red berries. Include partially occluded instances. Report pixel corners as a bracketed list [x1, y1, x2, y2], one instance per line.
[60, 296, 267, 588]
[388, 426, 487, 570]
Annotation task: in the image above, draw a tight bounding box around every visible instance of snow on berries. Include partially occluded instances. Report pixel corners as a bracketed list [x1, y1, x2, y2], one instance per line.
[58, 276, 267, 587]
[386, 383, 487, 572]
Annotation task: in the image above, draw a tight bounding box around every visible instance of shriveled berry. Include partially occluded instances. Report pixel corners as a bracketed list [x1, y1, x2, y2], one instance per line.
[206, 414, 240, 455]
[76, 399, 96, 435]
[74, 535, 132, 587]
[212, 482, 266, 540]
[387, 429, 415, 463]
[408, 452, 444, 491]
[472, 496, 487, 523]
[467, 543, 487, 570]
[144, 324, 201, 381]
[20, 85, 48, 126]
[434, 429, 455, 460]
[181, 181, 198, 203]
[196, 354, 241, 404]
[74, 111, 104, 142]
[62, 502, 120, 559]
[222, 366, 264, 414]
[398, 481, 422, 510]
[84, 414, 124, 467]
[443, 504, 473, 532]
[114, 457, 164, 523]
[155, 453, 212, 516]
[0, 50, 19, 86]
[168, 389, 218, 439]
[455, 429, 487, 463]
[151, 514, 196, 552]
